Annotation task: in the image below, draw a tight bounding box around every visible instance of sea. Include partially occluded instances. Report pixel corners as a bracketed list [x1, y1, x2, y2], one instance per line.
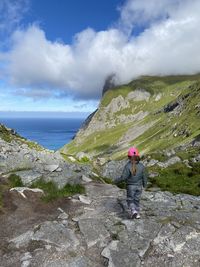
[0, 117, 85, 151]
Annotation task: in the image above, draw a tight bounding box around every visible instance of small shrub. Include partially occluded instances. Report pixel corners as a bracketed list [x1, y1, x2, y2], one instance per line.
[8, 174, 24, 187]
[78, 156, 90, 163]
[150, 163, 200, 196]
[101, 177, 114, 184]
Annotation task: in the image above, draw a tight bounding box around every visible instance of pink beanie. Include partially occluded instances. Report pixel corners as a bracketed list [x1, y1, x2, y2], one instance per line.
[128, 147, 139, 157]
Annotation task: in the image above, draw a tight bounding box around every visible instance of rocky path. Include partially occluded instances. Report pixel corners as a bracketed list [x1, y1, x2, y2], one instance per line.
[0, 181, 200, 267]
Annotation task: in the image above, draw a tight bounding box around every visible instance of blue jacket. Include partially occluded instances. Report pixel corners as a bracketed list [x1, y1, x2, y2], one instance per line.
[117, 161, 148, 188]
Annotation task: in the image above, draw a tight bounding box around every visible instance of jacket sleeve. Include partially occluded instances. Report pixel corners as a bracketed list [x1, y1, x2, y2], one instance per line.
[142, 167, 148, 188]
[115, 164, 130, 183]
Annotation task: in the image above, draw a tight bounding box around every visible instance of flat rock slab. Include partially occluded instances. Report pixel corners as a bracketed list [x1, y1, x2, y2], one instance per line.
[78, 218, 110, 248]
[43, 164, 59, 172]
[42, 256, 94, 267]
[79, 195, 92, 205]
[10, 221, 79, 250]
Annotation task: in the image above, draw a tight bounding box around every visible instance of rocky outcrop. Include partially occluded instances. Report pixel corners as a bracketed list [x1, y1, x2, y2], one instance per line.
[1, 181, 199, 267]
[126, 89, 151, 102]
[0, 137, 92, 188]
[72, 93, 149, 144]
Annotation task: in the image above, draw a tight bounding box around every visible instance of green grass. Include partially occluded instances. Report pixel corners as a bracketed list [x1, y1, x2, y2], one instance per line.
[0, 124, 44, 151]
[0, 174, 24, 211]
[149, 162, 200, 196]
[176, 147, 200, 160]
[30, 179, 85, 202]
[25, 141, 44, 151]
[0, 125, 13, 142]
[101, 85, 132, 107]
[8, 174, 24, 187]
[101, 177, 114, 184]
[78, 156, 90, 163]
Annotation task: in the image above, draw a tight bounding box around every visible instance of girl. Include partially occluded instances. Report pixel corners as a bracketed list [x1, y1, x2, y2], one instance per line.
[117, 147, 148, 219]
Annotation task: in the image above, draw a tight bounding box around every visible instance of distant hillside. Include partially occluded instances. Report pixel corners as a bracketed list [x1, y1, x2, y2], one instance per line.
[61, 74, 200, 159]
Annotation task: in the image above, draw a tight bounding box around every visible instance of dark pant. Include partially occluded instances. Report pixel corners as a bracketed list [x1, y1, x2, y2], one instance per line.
[127, 185, 143, 212]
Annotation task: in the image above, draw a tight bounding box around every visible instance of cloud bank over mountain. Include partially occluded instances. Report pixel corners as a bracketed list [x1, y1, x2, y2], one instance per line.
[3, 0, 200, 100]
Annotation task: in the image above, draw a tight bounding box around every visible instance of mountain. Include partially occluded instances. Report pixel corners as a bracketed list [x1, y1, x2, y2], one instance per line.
[61, 74, 200, 160]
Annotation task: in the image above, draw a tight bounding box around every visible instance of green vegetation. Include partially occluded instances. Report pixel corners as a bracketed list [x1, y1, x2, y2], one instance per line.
[0, 124, 44, 151]
[62, 75, 200, 161]
[8, 174, 24, 187]
[0, 174, 24, 210]
[25, 140, 44, 151]
[149, 162, 200, 196]
[101, 177, 114, 184]
[0, 125, 13, 142]
[78, 156, 90, 163]
[101, 85, 132, 107]
[30, 179, 85, 202]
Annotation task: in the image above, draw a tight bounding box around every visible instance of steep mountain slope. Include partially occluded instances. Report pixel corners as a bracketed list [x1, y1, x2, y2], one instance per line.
[61, 74, 200, 160]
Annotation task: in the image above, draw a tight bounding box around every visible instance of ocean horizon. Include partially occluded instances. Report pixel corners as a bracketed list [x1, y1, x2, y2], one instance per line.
[0, 117, 85, 151]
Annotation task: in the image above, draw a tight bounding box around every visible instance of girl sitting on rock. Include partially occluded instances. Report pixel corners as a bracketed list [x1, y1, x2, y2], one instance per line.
[117, 147, 148, 219]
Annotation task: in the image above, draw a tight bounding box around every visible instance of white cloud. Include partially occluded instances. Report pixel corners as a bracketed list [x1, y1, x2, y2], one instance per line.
[3, 0, 200, 100]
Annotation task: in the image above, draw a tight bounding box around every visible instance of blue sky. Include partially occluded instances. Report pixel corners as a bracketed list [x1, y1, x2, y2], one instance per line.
[0, 0, 200, 117]
[24, 0, 122, 43]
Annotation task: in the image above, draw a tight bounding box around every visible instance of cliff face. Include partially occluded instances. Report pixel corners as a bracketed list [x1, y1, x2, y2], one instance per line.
[61, 74, 200, 160]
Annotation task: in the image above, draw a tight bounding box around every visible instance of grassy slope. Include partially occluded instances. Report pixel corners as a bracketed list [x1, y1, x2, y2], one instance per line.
[0, 124, 45, 151]
[62, 74, 200, 159]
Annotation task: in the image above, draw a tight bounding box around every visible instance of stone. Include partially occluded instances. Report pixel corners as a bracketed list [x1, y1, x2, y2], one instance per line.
[10, 230, 34, 248]
[33, 221, 79, 249]
[78, 195, 92, 205]
[155, 93, 162, 101]
[58, 212, 69, 220]
[56, 167, 62, 172]
[126, 89, 151, 102]
[78, 218, 110, 248]
[68, 156, 76, 162]
[157, 156, 181, 168]
[81, 174, 92, 183]
[20, 252, 32, 262]
[44, 164, 59, 172]
[146, 159, 159, 167]
[10, 187, 44, 199]
[10, 221, 79, 250]
[14, 170, 42, 185]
